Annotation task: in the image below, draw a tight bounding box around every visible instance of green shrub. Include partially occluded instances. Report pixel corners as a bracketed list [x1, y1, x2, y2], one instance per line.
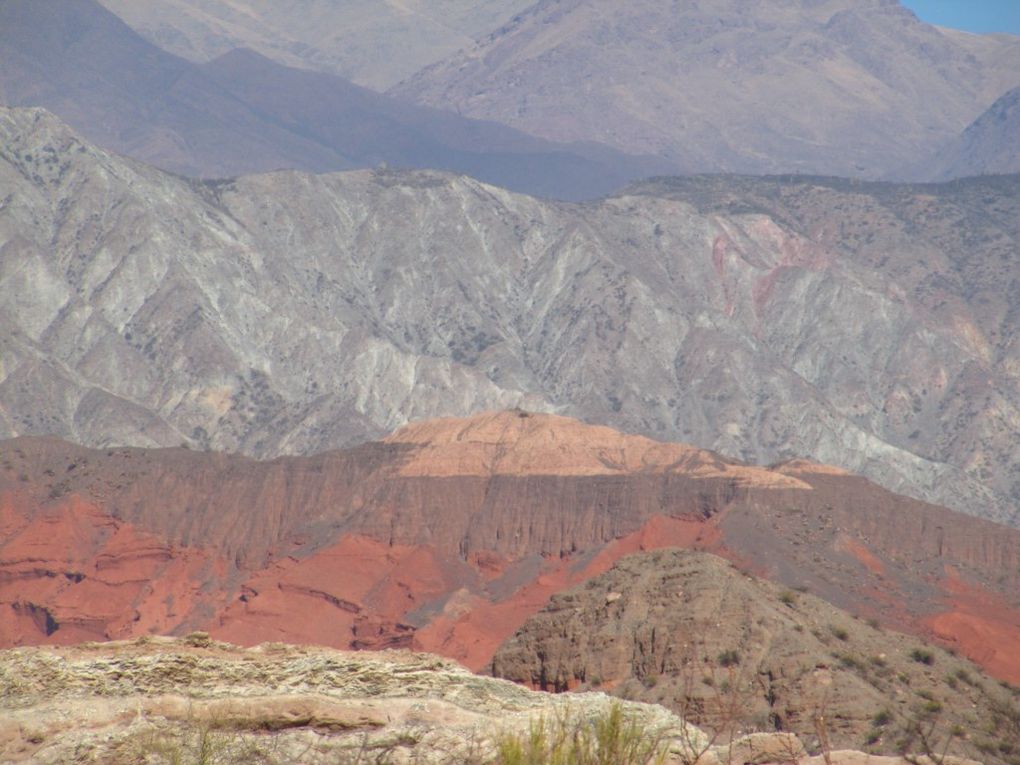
[830, 625, 849, 642]
[872, 709, 892, 727]
[717, 650, 741, 668]
[131, 724, 283, 765]
[836, 653, 863, 671]
[496, 703, 668, 765]
[954, 668, 974, 686]
[910, 648, 934, 666]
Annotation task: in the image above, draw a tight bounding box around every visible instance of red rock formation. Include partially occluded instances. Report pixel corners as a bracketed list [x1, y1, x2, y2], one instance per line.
[0, 490, 221, 646]
[2, 411, 1020, 681]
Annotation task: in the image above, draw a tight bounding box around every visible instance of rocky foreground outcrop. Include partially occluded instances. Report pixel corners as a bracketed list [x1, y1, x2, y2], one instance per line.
[0, 636, 983, 765]
[3, 411, 1020, 685]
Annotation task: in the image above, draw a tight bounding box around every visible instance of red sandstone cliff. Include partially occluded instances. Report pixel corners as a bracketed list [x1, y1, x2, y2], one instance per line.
[2, 411, 1019, 680]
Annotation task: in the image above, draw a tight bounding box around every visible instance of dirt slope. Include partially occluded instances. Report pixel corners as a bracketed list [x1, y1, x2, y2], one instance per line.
[491, 549, 1020, 762]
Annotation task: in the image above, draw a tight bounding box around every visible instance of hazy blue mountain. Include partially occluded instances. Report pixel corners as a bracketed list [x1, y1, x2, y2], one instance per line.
[0, 0, 665, 199]
[97, 0, 535, 90]
[925, 85, 1020, 179]
[394, 0, 1020, 177]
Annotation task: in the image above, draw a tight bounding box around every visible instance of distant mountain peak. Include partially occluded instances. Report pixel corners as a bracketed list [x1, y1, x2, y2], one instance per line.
[922, 84, 1020, 179]
[392, 0, 1020, 177]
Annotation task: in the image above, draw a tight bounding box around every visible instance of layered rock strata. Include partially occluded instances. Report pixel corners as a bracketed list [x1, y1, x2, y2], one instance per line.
[2, 411, 1020, 686]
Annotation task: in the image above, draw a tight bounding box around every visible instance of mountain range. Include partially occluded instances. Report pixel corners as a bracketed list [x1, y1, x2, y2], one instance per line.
[3, 105, 1020, 526]
[0, 0, 661, 200]
[96, 0, 536, 90]
[4, 2, 1020, 761]
[4, 409, 1020, 762]
[393, 0, 1020, 178]
[6, 1, 1018, 183]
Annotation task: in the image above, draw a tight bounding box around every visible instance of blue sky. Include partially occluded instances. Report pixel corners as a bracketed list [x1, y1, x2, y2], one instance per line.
[900, 0, 1020, 34]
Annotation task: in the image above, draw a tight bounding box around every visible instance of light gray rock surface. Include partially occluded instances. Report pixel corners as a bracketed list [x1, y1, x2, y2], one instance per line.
[0, 636, 713, 764]
[0, 636, 989, 765]
[2, 106, 1020, 526]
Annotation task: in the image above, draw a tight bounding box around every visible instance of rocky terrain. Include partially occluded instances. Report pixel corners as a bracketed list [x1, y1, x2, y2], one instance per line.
[0, 0, 659, 199]
[492, 549, 1020, 762]
[3, 410, 1020, 688]
[0, 636, 708, 764]
[96, 0, 535, 90]
[3, 5, 1019, 763]
[3, 636, 974, 765]
[3, 106, 1020, 525]
[623, 173, 1020, 522]
[394, 0, 1020, 178]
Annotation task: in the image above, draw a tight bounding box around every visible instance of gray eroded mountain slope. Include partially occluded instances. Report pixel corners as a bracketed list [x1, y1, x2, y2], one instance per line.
[2, 106, 1020, 526]
[393, 0, 1020, 178]
[96, 0, 535, 90]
